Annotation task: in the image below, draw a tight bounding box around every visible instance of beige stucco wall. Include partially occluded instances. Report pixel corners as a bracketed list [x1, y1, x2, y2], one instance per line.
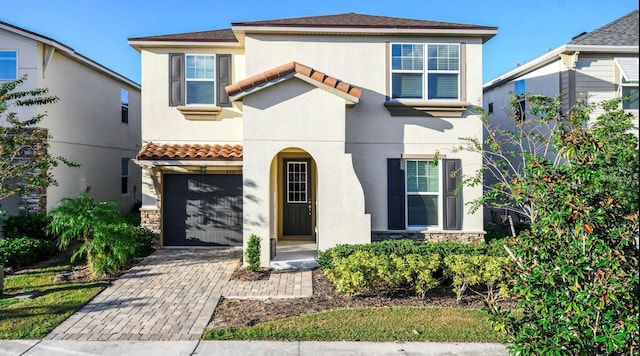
[243, 79, 371, 264]
[242, 34, 485, 235]
[0, 28, 141, 215]
[138, 47, 245, 207]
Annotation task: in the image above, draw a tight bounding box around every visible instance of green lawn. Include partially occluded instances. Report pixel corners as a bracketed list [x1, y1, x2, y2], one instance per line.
[204, 306, 505, 342]
[0, 258, 108, 339]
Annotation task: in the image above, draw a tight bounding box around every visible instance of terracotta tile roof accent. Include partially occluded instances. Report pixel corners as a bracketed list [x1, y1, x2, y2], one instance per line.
[136, 142, 242, 161]
[232, 13, 497, 31]
[128, 29, 238, 43]
[225, 61, 362, 100]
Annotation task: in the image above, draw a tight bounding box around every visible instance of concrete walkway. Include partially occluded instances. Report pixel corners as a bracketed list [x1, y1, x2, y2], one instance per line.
[44, 248, 312, 341]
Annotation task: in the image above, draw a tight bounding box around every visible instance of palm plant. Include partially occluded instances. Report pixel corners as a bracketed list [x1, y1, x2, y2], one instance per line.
[47, 192, 122, 274]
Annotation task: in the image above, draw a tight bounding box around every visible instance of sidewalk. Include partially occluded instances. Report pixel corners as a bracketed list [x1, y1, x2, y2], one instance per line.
[0, 339, 509, 355]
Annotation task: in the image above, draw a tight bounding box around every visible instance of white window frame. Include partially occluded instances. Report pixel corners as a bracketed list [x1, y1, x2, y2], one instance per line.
[185, 54, 216, 105]
[286, 161, 308, 203]
[390, 43, 461, 101]
[614, 58, 639, 111]
[404, 159, 443, 230]
[0, 50, 18, 81]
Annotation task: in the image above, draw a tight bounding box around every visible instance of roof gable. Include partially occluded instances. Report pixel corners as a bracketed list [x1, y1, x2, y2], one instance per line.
[225, 62, 362, 105]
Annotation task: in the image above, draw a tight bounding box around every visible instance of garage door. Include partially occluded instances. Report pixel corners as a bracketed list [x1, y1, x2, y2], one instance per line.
[163, 174, 242, 246]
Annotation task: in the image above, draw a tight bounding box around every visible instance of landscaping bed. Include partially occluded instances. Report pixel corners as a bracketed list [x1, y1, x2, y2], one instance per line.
[210, 267, 515, 330]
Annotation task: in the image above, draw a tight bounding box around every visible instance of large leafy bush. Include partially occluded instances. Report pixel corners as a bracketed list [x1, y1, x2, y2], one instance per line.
[47, 192, 153, 277]
[466, 95, 639, 354]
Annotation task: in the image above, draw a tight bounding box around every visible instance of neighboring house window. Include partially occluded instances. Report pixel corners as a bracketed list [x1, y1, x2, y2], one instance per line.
[488, 102, 494, 114]
[186, 54, 215, 105]
[121, 88, 129, 123]
[121, 158, 129, 195]
[0, 50, 17, 81]
[168, 53, 232, 107]
[391, 43, 460, 100]
[387, 158, 462, 231]
[614, 58, 639, 110]
[514, 80, 526, 120]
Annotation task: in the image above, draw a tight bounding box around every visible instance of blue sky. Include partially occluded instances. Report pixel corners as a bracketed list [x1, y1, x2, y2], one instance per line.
[1, 0, 638, 84]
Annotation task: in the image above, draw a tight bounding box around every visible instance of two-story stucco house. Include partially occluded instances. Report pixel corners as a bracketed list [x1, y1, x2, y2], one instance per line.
[0, 21, 142, 218]
[482, 10, 638, 228]
[128, 13, 497, 266]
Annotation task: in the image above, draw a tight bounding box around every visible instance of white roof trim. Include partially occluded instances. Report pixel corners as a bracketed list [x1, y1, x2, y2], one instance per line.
[229, 73, 359, 105]
[614, 57, 639, 82]
[128, 40, 242, 51]
[0, 22, 139, 88]
[134, 159, 242, 167]
[484, 44, 639, 90]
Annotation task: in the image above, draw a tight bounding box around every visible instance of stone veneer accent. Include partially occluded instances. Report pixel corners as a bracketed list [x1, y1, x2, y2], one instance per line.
[372, 231, 485, 243]
[140, 207, 161, 244]
[10, 128, 49, 215]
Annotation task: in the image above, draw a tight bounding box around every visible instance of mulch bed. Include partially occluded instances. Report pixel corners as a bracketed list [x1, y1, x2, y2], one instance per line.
[209, 268, 515, 329]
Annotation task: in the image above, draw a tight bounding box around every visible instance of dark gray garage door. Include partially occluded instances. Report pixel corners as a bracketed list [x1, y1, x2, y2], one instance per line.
[163, 174, 242, 246]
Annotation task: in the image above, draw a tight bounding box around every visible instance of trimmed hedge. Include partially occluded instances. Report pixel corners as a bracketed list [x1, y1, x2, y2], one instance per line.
[318, 239, 513, 301]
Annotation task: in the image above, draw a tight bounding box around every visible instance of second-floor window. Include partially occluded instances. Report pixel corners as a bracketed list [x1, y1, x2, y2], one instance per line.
[391, 43, 460, 100]
[121, 88, 129, 123]
[0, 50, 17, 81]
[186, 54, 215, 105]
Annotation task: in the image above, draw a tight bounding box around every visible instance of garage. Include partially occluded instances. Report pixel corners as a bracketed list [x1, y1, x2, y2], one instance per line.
[163, 174, 242, 246]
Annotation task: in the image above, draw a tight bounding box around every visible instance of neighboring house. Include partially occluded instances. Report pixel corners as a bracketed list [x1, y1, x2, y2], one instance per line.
[0, 20, 142, 218]
[482, 10, 639, 228]
[128, 13, 497, 266]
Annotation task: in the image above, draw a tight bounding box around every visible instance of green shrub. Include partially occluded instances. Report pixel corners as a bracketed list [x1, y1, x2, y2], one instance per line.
[88, 223, 154, 277]
[245, 234, 261, 271]
[1, 209, 53, 240]
[47, 192, 153, 277]
[0, 237, 57, 269]
[444, 254, 512, 305]
[322, 247, 441, 297]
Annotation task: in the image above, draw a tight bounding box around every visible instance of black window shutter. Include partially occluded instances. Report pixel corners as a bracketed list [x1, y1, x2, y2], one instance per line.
[387, 158, 406, 230]
[168, 53, 184, 107]
[443, 159, 462, 230]
[216, 54, 232, 107]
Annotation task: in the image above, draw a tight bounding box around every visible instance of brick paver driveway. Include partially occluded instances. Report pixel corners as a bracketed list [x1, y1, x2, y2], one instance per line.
[45, 248, 312, 342]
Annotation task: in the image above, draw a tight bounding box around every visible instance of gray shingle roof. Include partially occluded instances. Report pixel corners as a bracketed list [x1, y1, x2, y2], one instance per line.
[569, 10, 639, 46]
[128, 13, 497, 43]
[232, 12, 496, 31]
[128, 29, 237, 43]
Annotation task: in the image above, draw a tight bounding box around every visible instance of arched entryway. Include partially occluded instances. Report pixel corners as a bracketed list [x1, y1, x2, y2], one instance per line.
[270, 148, 318, 269]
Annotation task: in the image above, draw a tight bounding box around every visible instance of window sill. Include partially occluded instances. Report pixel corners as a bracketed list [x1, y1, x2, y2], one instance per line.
[177, 105, 223, 120]
[384, 100, 471, 118]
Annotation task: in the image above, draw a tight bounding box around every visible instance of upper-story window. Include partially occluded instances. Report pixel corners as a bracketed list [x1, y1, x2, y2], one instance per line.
[121, 88, 129, 123]
[391, 43, 460, 100]
[614, 58, 639, 110]
[186, 55, 215, 105]
[169, 53, 231, 109]
[0, 51, 17, 81]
